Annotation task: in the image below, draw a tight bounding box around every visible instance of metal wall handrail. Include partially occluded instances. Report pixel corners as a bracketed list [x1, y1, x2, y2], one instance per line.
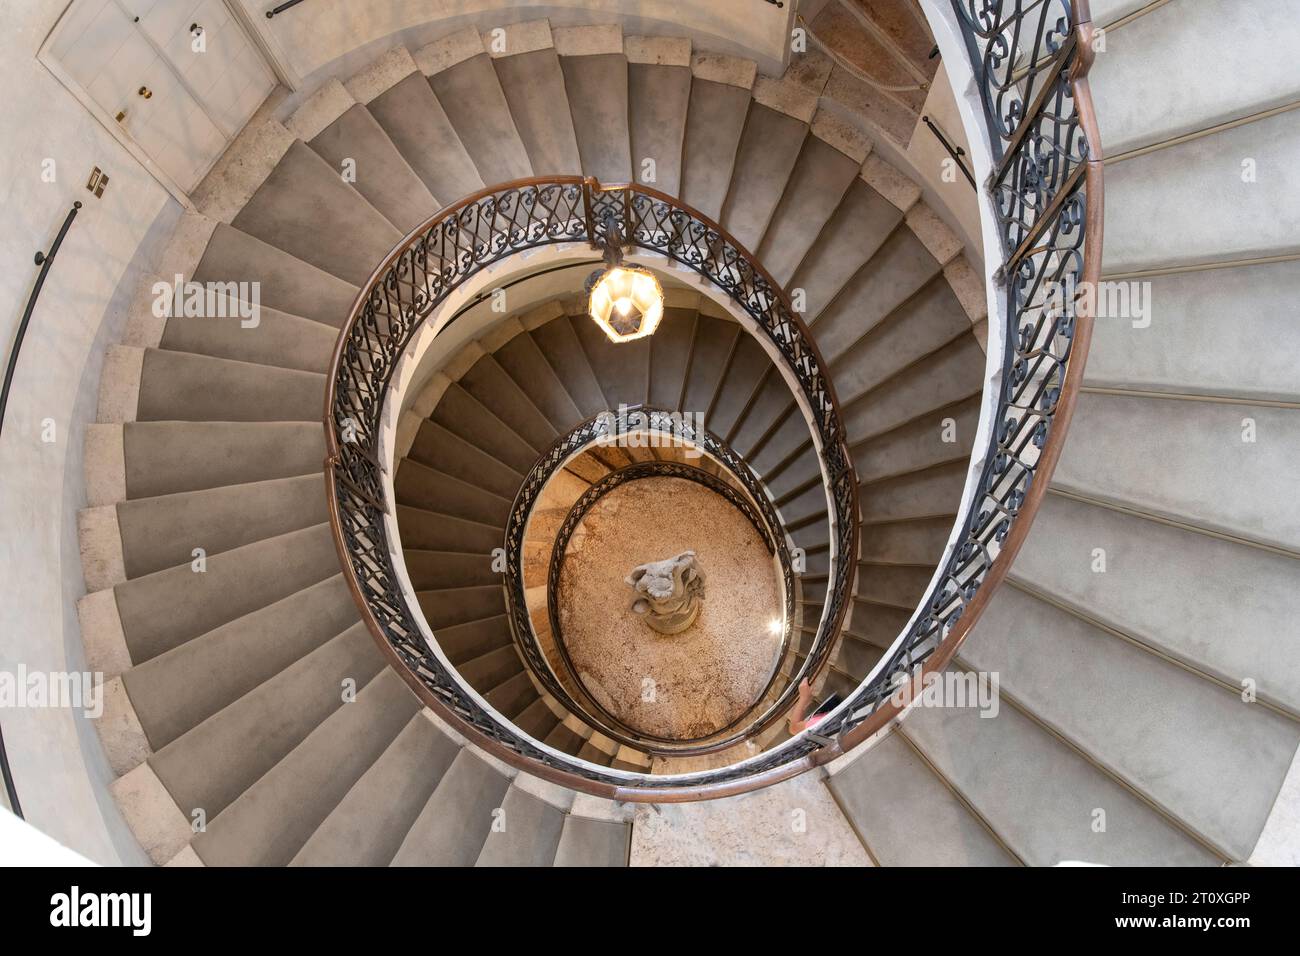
[1, 199, 83, 819]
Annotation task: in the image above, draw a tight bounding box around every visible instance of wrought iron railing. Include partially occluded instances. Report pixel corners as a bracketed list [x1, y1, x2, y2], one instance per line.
[326, 0, 1100, 799]
[325, 178, 857, 799]
[814, 0, 1103, 753]
[503, 407, 800, 754]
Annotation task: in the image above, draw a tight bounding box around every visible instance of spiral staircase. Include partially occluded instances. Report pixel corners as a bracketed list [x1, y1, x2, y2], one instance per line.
[2, 0, 1289, 867]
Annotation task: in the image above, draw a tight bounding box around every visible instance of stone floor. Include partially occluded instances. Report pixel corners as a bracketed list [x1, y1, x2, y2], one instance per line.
[555, 476, 783, 740]
[630, 770, 874, 866]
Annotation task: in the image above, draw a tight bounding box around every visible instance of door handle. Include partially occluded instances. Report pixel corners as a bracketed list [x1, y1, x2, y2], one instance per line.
[138, 86, 152, 99]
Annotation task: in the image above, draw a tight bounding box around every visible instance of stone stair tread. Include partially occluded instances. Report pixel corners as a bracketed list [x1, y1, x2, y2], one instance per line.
[116, 473, 326, 579]
[963, 586, 1300, 859]
[428, 54, 533, 185]
[291, 711, 460, 866]
[1092, 0, 1300, 156]
[552, 814, 629, 866]
[1053, 392, 1300, 552]
[559, 52, 633, 183]
[719, 103, 809, 252]
[628, 62, 691, 197]
[390, 749, 512, 865]
[474, 784, 567, 866]
[193, 667, 419, 866]
[494, 48, 583, 176]
[366, 70, 485, 204]
[230, 140, 402, 286]
[903, 672, 1222, 866]
[829, 732, 1017, 866]
[120, 420, 324, 500]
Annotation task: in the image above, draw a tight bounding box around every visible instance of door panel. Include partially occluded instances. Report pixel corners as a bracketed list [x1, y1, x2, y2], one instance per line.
[128, 0, 274, 137]
[48, 0, 275, 193]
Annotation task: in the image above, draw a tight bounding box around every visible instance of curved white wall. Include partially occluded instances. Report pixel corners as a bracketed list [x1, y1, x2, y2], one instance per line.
[0, 0, 176, 864]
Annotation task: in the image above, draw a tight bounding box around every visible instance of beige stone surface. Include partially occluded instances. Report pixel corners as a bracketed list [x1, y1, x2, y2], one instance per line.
[569, 792, 634, 823]
[345, 46, 420, 103]
[408, 370, 452, 419]
[630, 770, 873, 866]
[691, 53, 757, 89]
[556, 477, 783, 740]
[518, 298, 566, 331]
[110, 762, 193, 866]
[780, 48, 835, 96]
[906, 202, 963, 265]
[860, 153, 921, 211]
[413, 27, 485, 76]
[442, 341, 485, 381]
[512, 771, 577, 811]
[478, 315, 526, 352]
[83, 424, 126, 507]
[76, 588, 131, 678]
[552, 24, 622, 57]
[482, 19, 553, 58]
[625, 36, 691, 67]
[78, 506, 126, 592]
[663, 287, 701, 311]
[943, 254, 989, 323]
[1250, 741, 1300, 866]
[164, 845, 206, 866]
[421, 706, 467, 746]
[394, 409, 424, 460]
[752, 75, 819, 124]
[822, 65, 919, 149]
[156, 212, 218, 281]
[285, 78, 355, 142]
[190, 120, 294, 224]
[121, 275, 168, 349]
[812, 110, 874, 164]
[95, 677, 151, 776]
[97, 345, 143, 424]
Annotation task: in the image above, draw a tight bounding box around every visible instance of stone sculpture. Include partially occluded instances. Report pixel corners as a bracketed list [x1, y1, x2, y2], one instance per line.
[626, 550, 705, 635]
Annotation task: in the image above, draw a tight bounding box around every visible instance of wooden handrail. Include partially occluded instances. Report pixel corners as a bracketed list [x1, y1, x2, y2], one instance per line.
[321, 0, 1102, 801]
[323, 177, 857, 800]
[820, 0, 1103, 759]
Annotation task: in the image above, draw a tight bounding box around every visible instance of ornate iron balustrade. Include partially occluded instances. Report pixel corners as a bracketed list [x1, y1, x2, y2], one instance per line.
[325, 178, 857, 800]
[326, 0, 1101, 796]
[810, 0, 1103, 754]
[504, 407, 801, 754]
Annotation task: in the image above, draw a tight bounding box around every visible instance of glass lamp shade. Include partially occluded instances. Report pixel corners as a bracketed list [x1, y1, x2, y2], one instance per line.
[586, 264, 664, 343]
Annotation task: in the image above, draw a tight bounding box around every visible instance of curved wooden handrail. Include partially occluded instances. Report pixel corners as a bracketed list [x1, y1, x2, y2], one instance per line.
[812, 0, 1103, 758]
[324, 177, 857, 800]
[323, 0, 1102, 800]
